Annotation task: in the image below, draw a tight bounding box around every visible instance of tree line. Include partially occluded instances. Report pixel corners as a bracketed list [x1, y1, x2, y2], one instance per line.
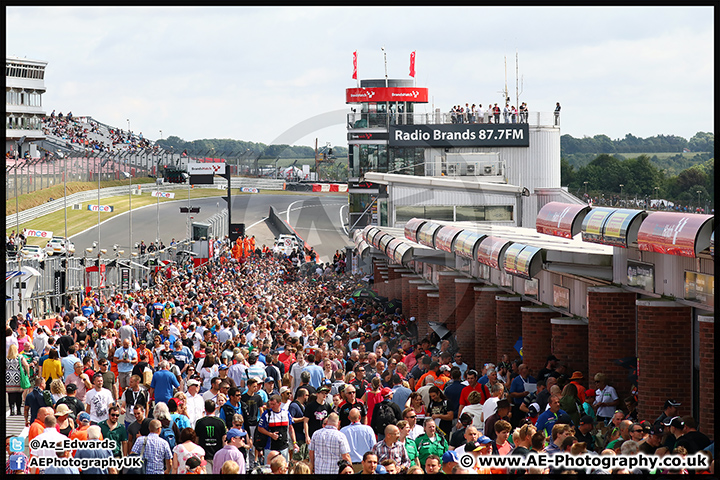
[157, 136, 347, 160]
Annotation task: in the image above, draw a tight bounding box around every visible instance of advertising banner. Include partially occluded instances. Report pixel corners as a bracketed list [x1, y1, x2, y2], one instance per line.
[553, 284, 570, 310]
[434, 225, 464, 253]
[24, 229, 53, 239]
[536, 202, 590, 238]
[389, 123, 529, 148]
[476, 236, 512, 270]
[637, 212, 714, 257]
[503, 243, 543, 280]
[404, 218, 426, 242]
[187, 162, 226, 175]
[87, 204, 114, 212]
[417, 222, 442, 248]
[346, 87, 429, 103]
[627, 260, 655, 292]
[151, 191, 176, 199]
[453, 230, 485, 259]
[684, 271, 714, 308]
[581, 208, 645, 247]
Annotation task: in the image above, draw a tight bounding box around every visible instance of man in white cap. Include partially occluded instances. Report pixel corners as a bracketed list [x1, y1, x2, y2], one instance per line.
[186, 378, 205, 428]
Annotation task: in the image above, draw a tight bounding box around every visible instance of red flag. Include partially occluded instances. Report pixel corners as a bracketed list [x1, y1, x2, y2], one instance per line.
[352, 51, 358, 80]
[409, 51, 416, 78]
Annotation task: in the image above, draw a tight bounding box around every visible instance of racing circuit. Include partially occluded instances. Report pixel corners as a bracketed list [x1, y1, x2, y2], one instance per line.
[69, 192, 350, 265]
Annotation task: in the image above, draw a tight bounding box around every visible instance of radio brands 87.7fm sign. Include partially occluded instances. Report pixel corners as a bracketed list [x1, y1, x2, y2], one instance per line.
[389, 123, 529, 148]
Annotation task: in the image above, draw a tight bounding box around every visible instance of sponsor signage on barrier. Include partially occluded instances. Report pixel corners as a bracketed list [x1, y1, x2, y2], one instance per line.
[536, 202, 591, 239]
[348, 131, 389, 142]
[346, 87, 429, 103]
[87, 204, 114, 212]
[151, 191, 176, 199]
[24, 229, 53, 239]
[388, 123, 529, 147]
[240, 187, 259, 193]
[637, 212, 714, 258]
[188, 162, 226, 175]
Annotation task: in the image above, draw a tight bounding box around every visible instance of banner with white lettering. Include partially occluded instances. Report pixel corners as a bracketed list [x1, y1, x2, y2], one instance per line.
[151, 191, 176, 199]
[87, 205, 114, 212]
[389, 124, 529, 147]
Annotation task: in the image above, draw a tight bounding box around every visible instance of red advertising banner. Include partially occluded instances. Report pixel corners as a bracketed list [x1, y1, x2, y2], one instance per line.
[346, 87, 429, 103]
[409, 51, 416, 78]
[404, 218, 426, 242]
[536, 202, 590, 238]
[637, 212, 714, 257]
[352, 51, 358, 80]
[477, 236, 512, 270]
[434, 225, 464, 253]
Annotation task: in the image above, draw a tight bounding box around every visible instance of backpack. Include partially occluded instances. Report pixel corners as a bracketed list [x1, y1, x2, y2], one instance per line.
[43, 389, 54, 407]
[160, 426, 176, 450]
[373, 401, 398, 436]
[96, 337, 110, 360]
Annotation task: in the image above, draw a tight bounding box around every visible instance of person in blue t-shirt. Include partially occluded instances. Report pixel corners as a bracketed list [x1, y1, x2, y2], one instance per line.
[149, 360, 180, 405]
[535, 395, 568, 436]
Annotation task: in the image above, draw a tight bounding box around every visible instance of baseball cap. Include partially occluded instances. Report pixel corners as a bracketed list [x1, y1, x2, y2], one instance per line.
[185, 456, 207, 469]
[280, 386, 290, 395]
[664, 399, 681, 409]
[579, 415, 595, 426]
[226, 428, 246, 440]
[264, 377, 274, 383]
[65, 383, 77, 393]
[649, 423, 664, 436]
[556, 412, 573, 426]
[442, 450, 459, 464]
[77, 412, 91, 423]
[218, 364, 228, 370]
[187, 379, 201, 387]
[317, 385, 331, 394]
[665, 416, 685, 430]
[380, 387, 393, 397]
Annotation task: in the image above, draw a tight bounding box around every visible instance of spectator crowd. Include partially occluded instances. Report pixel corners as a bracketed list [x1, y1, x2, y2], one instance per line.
[5, 238, 714, 475]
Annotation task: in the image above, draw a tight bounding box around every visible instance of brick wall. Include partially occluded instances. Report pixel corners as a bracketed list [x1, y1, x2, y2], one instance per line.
[408, 279, 428, 322]
[474, 286, 502, 369]
[455, 279, 482, 368]
[401, 274, 421, 318]
[636, 299, 692, 424]
[587, 287, 637, 400]
[438, 272, 463, 332]
[521, 307, 555, 377]
[427, 293, 440, 338]
[698, 315, 714, 440]
[551, 317, 589, 385]
[417, 286, 438, 340]
[496, 295, 529, 365]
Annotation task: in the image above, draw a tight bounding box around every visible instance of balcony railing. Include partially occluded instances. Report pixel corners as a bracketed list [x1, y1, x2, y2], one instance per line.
[347, 111, 559, 129]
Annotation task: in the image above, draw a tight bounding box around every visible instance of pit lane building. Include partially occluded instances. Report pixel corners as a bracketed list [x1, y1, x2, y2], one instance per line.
[346, 78, 715, 439]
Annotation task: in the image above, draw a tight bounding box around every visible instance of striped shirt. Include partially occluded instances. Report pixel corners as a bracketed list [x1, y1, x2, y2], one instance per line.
[309, 425, 350, 474]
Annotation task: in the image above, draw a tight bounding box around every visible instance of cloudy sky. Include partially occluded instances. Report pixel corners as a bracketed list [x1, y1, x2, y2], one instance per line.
[6, 6, 714, 151]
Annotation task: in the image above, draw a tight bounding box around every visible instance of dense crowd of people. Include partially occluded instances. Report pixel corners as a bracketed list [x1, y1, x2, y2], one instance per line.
[41, 110, 155, 155]
[5, 238, 714, 474]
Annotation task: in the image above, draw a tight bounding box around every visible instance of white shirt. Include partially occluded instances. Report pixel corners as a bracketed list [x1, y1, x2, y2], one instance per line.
[481, 397, 500, 429]
[407, 424, 425, 441]
[85, 387, 115, 423]
[462, 404, 486, 433]
[186, 392, 205, 428]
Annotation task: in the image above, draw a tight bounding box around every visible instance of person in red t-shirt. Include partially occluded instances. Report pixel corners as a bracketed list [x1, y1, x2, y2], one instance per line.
[459, 370, 490, 416]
